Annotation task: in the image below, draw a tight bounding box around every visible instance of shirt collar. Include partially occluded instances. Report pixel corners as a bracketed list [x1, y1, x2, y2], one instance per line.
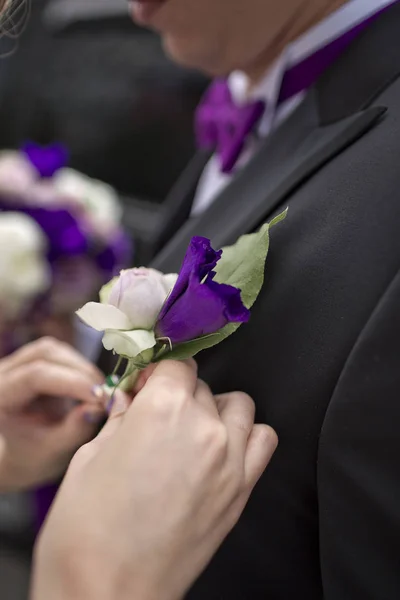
[228, 0, 397, 135]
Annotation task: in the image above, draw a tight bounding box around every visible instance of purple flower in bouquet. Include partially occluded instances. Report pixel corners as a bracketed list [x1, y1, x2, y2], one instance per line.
[0, 202, 88, 260]
[23, 206, 88, 262]
[95, 229, 133, 277]
[155, 237, 250, 344]
[22, 142, 68, 178]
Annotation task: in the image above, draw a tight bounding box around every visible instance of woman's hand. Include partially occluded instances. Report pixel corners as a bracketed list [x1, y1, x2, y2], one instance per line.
[0, 337, 105, 491]
[32, 360, 278, 600]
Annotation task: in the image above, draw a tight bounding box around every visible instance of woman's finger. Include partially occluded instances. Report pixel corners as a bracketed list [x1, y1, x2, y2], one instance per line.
[243, 425, 278, 490]
[46, 404, 102, 458]
[95, 391, 131, 444]
[0, 337, 104, 384]
[133, 364, 158, 396]
[134, 359, 198, 398]
[214, 392, 255, 458]
[136, 359, 198, 403]
[194, 379, 219, 417]
[2, 361, 105, 411]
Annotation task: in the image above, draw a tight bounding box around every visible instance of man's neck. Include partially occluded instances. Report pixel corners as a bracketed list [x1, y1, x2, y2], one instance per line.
[247, 0, 350, 85]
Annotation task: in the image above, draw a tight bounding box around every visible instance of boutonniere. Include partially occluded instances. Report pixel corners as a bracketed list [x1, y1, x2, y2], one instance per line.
[77, 209, 287, 396]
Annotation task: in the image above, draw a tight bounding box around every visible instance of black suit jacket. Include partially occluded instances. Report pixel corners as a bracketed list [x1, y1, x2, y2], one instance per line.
[151, 5, 400, 599]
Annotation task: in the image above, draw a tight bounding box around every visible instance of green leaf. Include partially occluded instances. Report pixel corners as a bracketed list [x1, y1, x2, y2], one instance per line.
[213, 207, 288, 309]
[157, 333, 223, 361]
[160, 208, 288, 361]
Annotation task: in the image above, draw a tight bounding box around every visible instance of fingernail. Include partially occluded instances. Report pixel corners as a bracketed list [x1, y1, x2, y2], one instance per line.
[84, 412, 104, 424]
[92, 385, 105, 399]
[106, 395, 116, 414]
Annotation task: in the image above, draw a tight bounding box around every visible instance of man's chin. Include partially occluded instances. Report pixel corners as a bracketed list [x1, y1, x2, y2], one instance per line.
[162, 34, 226, 77]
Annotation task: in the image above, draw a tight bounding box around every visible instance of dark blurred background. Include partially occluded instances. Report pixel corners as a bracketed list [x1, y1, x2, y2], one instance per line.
[0, 1, 208, 598]
[0, 0, 207, 202]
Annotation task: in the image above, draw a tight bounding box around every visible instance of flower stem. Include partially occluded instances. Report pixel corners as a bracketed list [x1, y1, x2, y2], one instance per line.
[119, 360, 140, 392]
[105, 350, 158, 413]
[106, 360, 140, 412]
[112, 355, 124, 378]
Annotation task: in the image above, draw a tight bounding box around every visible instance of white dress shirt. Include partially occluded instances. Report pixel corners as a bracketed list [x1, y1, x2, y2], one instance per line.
[192, 0, 395, 216]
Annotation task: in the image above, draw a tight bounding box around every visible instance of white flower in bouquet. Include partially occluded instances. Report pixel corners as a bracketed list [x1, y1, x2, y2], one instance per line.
[52, 168, 123, 235]
[0, 151, 67, 207]
[0, 151, 37, 197]
[0, 213, 51, 319]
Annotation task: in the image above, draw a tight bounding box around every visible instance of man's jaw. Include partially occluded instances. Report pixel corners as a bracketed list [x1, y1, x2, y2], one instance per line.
[130, 0, 169, 26]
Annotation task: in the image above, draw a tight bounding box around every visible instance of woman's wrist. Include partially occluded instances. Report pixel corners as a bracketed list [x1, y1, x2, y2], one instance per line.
[31, 539, 167, 600]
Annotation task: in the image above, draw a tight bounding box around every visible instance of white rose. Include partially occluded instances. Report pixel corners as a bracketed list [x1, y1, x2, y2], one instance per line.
[76, 268, 178, 359]
[0, 151, 71, 208]
[0, 151, 37, 198]
[52, 168, 122, 234]
[29, 180, 70, 207]
[0, 212, 50, 319]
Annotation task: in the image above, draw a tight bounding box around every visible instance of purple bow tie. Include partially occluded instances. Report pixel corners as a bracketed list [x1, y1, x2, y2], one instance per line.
[195, 1, 399, 175]
[195, 80, 265, 175]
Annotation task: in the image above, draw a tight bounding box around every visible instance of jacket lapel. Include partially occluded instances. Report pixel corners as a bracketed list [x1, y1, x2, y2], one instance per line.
[153, 94, 385, 272]
[155, 150, 211, 252]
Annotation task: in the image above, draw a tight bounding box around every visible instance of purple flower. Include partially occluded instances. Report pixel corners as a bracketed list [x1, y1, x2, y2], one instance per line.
[155, 236, 250, 345]
[22, 142, 68, 178]
[95, 230, 133, 277]
[0, 203, 87, 261]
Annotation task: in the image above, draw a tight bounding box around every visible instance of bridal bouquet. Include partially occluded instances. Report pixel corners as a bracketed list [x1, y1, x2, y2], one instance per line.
[77, 209, 287, 395]
[0, 142, 131, 352]
[0, 212, 49, 312]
